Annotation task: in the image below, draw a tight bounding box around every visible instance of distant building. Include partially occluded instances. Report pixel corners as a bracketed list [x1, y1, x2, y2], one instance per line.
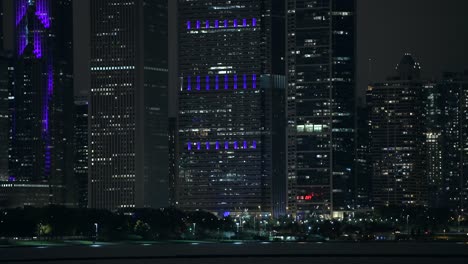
[368, 54, 427, 207]
[176, 0, 286, 216]
[438, 72, 468, 212]
[89, 0, 169, 210]
[2, 0, 75, 208]
[74, 98, 88, 208]
[355, 103, 371, 208]
[286, 0, 356, 216]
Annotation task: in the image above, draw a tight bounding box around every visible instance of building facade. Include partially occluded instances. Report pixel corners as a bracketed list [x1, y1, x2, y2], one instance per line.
[1, 0, 75, 208]
[368, 54, 427, 207]
[176, 0, 286, 216]
[286, 0, 356, 216]
[89, 0, 169, 210]
[74, 98, 88, 208]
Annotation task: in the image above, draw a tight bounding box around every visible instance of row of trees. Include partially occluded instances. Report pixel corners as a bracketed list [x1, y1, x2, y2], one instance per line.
[0, 205, 464, 241]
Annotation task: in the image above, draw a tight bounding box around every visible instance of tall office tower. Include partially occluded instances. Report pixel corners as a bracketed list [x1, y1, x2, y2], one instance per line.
[423, 82, 444, 208]
[1, 0, 74, 208]
[0, 51, 12, 182]
[74, 98, 88, 208]
[168, 117, 177, 206]
[354, 102, 370, 208]
[89, 0, 169, 210]
[367, 54, 426, 207]
[439, 72, 468, 212]
[177, 0, 286, 216]
[286, 0, 356, 217]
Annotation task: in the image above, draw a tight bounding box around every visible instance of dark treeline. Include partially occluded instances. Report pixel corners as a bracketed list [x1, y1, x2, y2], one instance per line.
[0, 206, 236, 240]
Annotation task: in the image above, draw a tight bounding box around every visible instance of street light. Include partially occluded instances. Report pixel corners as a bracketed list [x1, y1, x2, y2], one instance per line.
[94, 223, 98, 243]
[406, 215, 410, 237]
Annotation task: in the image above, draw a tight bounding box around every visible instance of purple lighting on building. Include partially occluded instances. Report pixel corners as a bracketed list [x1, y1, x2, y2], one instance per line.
[206, 75, 210, 90]
[215, 75, 219, 90]
[206, 142, 210, 150]
[196, 76, 200, 90]
[224, 75, 228, 89]
[252, 18, 257, 27]
[215, 141, 220, 150]
[252, 141, 257, 149]
[197, 142, 201, 150]
[8, 176, 16, 182]
[33, 32, 42, 58]
[16, 0, 27, 26]
[233, 19, 238, 27]
[243, 18, 247, 27]
[196, 20, 200, 29]
[205, 20, 209, 28]
[234, 141, 238, 149]
[225, 142, 229, 150]
[188, 142, 192, 150]
[243, 74, 247, 89]
[234, 75, 237, 89]
[18, 32, 27, 56]
[187, 21, 191, 29]
[224, 20, 228, 28]
[252, 74, 257, 89]
[243, 141, 247, 149]
[187, 76, 191, 91]
[35, 0, 51, 28]
[215, 20, 219, 28]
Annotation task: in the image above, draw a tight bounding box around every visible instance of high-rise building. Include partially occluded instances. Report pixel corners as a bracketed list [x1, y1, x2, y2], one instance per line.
[367, 54, 427, 207]
[89, 0, 169, 210]
[74, 98, 88, 208]
[176, 0, 286, 216]
[423, 82, 444, 208]
[286, 0, 356, 216]
[1, 0, 75, 208]
[438, 71, 468, 212]
[355, 102, 371, 208]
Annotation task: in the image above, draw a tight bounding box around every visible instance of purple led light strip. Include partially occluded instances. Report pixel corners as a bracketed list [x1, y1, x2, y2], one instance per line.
[33, 31, 42, 58]
[187, 141, 257, 151]
[35, 0, 51, 28]
[15, 0, 28, 26]
[184, 74, 258, 91]
[186, 18, 258, 30]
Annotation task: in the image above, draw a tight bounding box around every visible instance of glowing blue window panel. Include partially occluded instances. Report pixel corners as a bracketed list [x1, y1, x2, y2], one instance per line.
[216, 141, 220, 150]
[243, 18, 247, 27]
[225, 141, 229, 149]
[234, 19, 238, 27]
[243, 74, 247, 89]
[224, 75, 228, 89]
[188, 142, 192, 150]
[234, 141, 238, 149]
[187, 76, 191, 91]
[224, 19, 228, 28]
[252, 18, 257, 26]
[215, 20, 219, 28]
[252, 141, 257, 149]
[206, 75, 210, 90]
[197, 142, 201, 150]
[206, 142, 210, 150]
[234, 75, 238, 89]
[215, 75, 219, 90]
[205, 20, 209, 28]
[187, 21, 191, 29]
[196, 76, 200, 90]
[243, 141, 247, 149]
[252, 74, 257, 89]
[196, 20, 200, 29]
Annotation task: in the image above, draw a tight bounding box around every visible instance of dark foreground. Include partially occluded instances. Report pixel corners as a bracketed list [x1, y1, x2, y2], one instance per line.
[1, 242, 467, 264]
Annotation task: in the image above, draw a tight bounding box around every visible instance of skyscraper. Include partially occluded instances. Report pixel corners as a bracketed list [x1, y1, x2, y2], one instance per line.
[89, 0, 169, 210]
[438, 71, 468, 212]
[176, 0, 286, 216]
[74, 97, 88, 208]
[368, 54, 426, 207]
[286, 0, 356, 217]
[1, 0, 75, 208]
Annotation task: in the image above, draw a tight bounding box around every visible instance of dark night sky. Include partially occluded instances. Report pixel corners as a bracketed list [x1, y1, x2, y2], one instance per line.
[357, 0, 468, 99]
[5, 0, 468, 101]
